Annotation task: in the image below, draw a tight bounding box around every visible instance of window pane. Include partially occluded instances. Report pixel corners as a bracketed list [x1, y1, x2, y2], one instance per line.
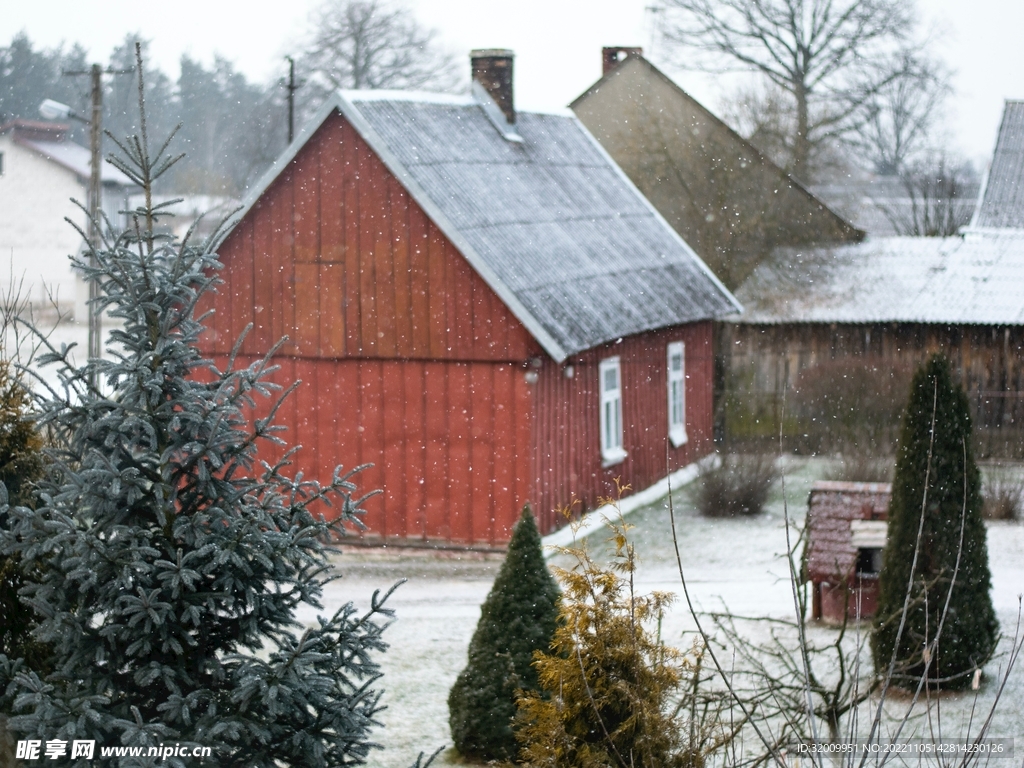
[603, 367, 618, 392]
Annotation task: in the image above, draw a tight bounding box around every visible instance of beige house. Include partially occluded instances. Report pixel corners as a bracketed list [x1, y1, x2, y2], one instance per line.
[571, 50, 862, 289]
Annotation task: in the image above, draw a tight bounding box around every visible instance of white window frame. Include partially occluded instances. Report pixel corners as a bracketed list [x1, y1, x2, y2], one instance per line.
[599, 356, 627, 466]
[667, 341, 687, 447]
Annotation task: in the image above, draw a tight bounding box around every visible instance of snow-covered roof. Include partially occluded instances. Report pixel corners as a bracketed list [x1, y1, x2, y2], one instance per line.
[17, 137, 135, 187]
[974, 101, 1024, 230]
[735, 231, 1024, 326]
[223, 89, 740, 362]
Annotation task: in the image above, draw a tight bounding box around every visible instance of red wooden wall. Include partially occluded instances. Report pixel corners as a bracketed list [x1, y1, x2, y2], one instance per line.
[201, 109, 541, 544]
[203, 111, 539, 364]
[200, 107, 716, 545]
[203, 355, 534, 545]
[529, 323, 714, 534]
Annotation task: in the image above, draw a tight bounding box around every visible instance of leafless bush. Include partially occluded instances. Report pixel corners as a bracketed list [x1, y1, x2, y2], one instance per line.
[983, 467, 1023, 521]
[693, 454, 778, 518]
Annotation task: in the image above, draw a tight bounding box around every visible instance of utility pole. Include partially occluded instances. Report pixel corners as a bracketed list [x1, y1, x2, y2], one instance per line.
[60, 64, 131, 386]
[285, 57, 300, 144]
[86, 64, 102, 374]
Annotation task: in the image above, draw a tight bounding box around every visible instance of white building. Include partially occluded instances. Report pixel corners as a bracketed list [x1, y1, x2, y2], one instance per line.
[0, 119, 134, 325]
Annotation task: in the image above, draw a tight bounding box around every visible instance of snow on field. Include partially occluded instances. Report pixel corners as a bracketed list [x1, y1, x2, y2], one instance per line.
[304, 458, 1024, 767]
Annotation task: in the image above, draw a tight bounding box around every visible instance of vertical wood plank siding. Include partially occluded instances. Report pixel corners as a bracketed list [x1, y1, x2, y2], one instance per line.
[202, 111, 539, 364]
[201, 108, 717, 545]
[725, 321, 1024, 456]
[728, 322, 1024, 399]
[205, 355, 534, 545]
[530, 323, 715, 534]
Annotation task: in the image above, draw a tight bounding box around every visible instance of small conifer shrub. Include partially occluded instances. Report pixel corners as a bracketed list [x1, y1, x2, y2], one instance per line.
[0, 358, 47, 664]
[448, 506, 559, 761]
[0, 46, 395, 767]
[516, 519, 698, 768]
[871, 355, 998, 688]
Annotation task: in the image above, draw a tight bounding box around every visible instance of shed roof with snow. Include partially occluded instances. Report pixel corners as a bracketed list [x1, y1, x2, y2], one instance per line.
[221, 90, 740, 362]
[974, 100, 1024, 230]
[735, 231, 1024, 326]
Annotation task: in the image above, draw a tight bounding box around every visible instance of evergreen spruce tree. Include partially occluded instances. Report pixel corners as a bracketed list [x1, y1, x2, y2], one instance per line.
[0, 45, 395, 766]
[871, 355, 998, 688]
[448, 507, 559, 761]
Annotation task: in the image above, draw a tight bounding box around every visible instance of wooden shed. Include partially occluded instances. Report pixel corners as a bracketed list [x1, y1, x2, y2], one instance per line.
[805, 481, 891, 624]
[200, 51, 740, 547]
[728, 101, 1024, 456]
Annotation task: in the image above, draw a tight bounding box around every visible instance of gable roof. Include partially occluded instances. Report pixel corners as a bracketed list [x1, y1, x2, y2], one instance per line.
[220, 90, 740, 362]
[973, 100, 1024, 230]
[569, 55, 862, 272]
[1, 121, 134, 186]
[735, 232, 1024, 326]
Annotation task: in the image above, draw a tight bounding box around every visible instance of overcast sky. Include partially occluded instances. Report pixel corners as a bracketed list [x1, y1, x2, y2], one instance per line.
[2, 0, 1022, 168]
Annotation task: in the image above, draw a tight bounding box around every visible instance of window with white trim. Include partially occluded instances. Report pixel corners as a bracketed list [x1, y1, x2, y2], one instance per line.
[667, 341, 687, 447]
[599, 356, 626, 465]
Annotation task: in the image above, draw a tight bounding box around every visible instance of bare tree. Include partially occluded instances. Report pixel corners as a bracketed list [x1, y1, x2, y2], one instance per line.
[853, 51, 950, 175]
[660, 0, 926, 182]
[878, 154, 978, 237]
[301, 0, 461, 107]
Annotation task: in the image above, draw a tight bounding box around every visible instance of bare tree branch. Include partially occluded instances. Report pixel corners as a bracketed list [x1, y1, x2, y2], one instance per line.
[876, 154, 978, 237]
[300, 0, 461, 111]
[660, 0, 931, 181]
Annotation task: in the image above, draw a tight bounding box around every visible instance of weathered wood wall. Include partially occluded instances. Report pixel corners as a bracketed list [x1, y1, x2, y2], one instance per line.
[724, 321, 1024, 455]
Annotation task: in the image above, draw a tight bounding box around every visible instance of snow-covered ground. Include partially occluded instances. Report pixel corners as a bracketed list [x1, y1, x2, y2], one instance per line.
[306, 458, 1024, 768]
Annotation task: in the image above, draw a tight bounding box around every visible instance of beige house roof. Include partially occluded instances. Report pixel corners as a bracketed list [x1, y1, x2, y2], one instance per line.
[571, 53, 862, 289]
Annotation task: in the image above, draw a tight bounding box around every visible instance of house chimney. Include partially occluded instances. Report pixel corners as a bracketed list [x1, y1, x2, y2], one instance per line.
[471, 49, 515, 124]
[602, 47, 643, 75]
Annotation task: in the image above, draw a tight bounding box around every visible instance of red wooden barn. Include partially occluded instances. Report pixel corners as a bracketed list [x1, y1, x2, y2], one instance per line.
[805, 481, 892, 624]
[201, 50, 740, 546]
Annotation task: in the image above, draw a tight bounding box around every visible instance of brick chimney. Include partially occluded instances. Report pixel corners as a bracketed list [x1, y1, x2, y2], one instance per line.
[602, 47, 643, 75]
[471, 49, 515, 124]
